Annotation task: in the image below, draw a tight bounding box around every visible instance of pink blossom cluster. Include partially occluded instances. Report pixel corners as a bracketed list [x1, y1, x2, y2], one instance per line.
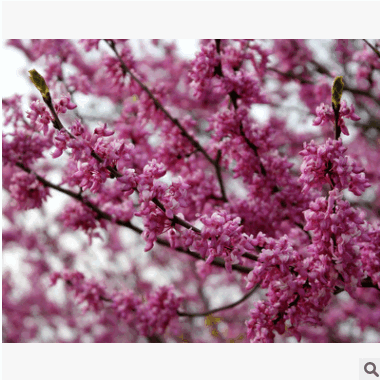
[79, 39, 102, 52]
[59, 202, 106, 241]
[2, 128, 52, 166]
[50, 270, 107, 312]
[300, 138, 370, 195]
[352, 45, 380, 91]
[54, 95, 77, 115]
[245, 236, 312, 342]
[136, 286, 183, 336]
[8, 171, 50, 210]
[313, 100, 361, 136]
[44, 57, 63, 83]
[188, 42, 221, 99]
[195, 211, 244, 272]
[134, 159, 169, 251]
[304, 189, 369, 290]
[360, 222, 380, 288]
[26, 100, 53, 135]
[299, 77, 331, 113]
[335, 39, 356, 64]
[189, 40, 266, 106]
[50, 270, 182, 337]
[3, 95, 25, 128]
[272, 39, 312, 79]
[56, 122, 133, 193]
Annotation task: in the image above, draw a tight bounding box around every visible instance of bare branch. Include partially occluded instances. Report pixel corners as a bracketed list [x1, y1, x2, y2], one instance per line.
[363, 39, 380, 59]
[177, 284, 259, 317]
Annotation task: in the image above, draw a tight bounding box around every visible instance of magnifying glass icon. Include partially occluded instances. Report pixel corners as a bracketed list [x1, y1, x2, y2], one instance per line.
[365, 362, 379, 377]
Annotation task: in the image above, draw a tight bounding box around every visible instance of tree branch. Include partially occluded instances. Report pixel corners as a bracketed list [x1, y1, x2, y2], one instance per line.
[268, 63, 380, 107]
[177, 284, 259, 317]
[14, 162, 253, 275]
[104, 39, 229, 202]
[363, 39, 380, 59]
[29, 82, 223, 240]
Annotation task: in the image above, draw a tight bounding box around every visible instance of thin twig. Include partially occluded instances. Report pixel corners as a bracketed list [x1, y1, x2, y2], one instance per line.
[269, 63, 380, 107]
[152, 198, 201, 233]
[267, 67, 313, 84]
[177, 284, 259, 317]
[43, 92, 75, 139]
[363, 39, 380, 59]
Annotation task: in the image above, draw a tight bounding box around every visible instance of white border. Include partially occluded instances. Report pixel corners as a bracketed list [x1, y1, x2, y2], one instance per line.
[2, 344, 380, 380]
[2, 1, 380, 38]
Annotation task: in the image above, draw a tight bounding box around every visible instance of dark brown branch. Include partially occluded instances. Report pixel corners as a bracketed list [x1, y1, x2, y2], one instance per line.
[215, 149, 227, 202]
[363, 39, 380, 59]
[295, 222, 312, 241]
[267, 67, 313, 84]
[177, 284, 259, 317]
[152, 198, 201, 234]
[105, 40, 213, 164]
[42, 92, 75, 138]
[155, 237, 253, 274]
[15, 162, 141, 234]
[146, 335, 164, 343]
[238, 122, 267, 176]
[332, 103, 341, 140]
[15, 163, 380, 291]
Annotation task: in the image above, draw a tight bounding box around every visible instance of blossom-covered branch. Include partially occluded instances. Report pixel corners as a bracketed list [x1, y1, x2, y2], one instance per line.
[104, 39, 229, 202]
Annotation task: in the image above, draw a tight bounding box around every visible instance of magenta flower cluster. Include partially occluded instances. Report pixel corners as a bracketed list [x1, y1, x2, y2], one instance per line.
[9, 172, 50, 210]
[50, 270, 182, 337]
[300, 138, 370, 195]
[313, 100, 360, 136]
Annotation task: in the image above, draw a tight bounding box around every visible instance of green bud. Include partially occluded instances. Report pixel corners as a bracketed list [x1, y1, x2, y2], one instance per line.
[331, 76, 344, 109]
[28, 69, 50, 100]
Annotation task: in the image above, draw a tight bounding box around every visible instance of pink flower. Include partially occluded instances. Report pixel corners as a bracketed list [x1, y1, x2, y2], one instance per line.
[136, 286, 182, 336]
[189, 41, 221, 99]
[59, 202, 105, 241]
[79, 39, 101, 52]
[300, 138, 369, 195]
[9, 172, 50, 210]
[27, 100, 52, 135]
[54, 95, 77, 114]
[111, 291, 142, 323]
[50, 270, 107, 312]
[313, 100, 360, 137]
